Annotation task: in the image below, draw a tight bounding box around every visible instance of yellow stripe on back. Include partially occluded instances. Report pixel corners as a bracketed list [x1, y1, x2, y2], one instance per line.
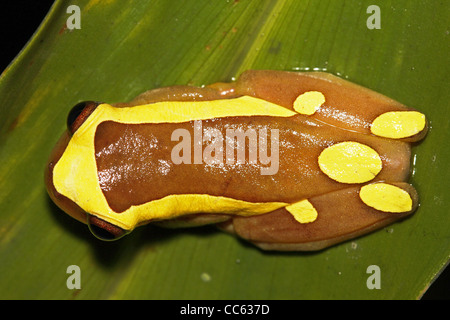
[53, 96, 297, 230]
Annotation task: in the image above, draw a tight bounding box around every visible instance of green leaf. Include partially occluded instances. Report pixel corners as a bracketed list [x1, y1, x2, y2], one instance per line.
[0, 0, 448, 299]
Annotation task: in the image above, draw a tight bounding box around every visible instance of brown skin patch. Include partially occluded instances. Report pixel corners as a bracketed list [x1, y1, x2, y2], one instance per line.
[94, 115, 410, 213]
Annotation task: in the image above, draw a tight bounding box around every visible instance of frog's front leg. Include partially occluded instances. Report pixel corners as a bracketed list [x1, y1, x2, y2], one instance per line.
[220, 182, 418, 251]
[234, 70, 428, 142]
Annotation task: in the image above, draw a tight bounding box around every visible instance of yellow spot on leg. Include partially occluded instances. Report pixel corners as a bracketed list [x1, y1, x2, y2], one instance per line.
[286, 199, 318, 223]
[371, 111, 426, 139]
[293, 91, 325, 115]
[318, 141, 382, 184]
[359, 183, 413, 213]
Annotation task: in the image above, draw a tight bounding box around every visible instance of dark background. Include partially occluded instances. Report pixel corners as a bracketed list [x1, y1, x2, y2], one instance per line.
[1, 1, 56, 72]
[0, 0, 447, 300]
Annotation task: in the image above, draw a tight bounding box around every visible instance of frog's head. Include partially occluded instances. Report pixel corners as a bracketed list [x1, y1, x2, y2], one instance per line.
[45, 101, 128, 241]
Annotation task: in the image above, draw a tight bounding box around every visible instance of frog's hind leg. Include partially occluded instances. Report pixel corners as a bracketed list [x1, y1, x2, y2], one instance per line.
[219, 182, 418, 251]
[235, 70, 428, 142]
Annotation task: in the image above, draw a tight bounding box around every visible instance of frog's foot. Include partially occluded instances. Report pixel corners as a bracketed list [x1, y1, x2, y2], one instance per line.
[235, 70, 428, 142]
[219, 182, 418, 251]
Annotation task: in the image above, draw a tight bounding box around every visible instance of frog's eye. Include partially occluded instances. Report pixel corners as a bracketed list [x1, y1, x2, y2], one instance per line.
[67, 101, 101, 135]
[87, 215, 128, 241]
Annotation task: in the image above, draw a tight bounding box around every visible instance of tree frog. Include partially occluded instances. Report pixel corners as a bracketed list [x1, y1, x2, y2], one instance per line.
[45, 70, 427, 251]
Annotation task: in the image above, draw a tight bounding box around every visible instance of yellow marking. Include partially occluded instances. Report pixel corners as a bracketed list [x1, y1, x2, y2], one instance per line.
[106, 95, 296, 124]
[286, 199, 318, 223]
[359, 183, 413, 213]
[53, 96, 296, 230]
[371, 111, 426, 139]
[318, 141, 382, 184]
[293, 91, 325, 115]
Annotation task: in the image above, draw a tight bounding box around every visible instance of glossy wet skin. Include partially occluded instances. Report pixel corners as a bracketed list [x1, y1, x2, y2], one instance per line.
[45, 70, 427, 250]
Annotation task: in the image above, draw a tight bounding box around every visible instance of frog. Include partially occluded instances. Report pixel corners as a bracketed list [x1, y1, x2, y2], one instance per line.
[45, 70, 427, 251]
